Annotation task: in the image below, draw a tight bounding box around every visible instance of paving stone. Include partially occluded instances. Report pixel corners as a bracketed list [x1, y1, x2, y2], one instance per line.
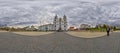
[0, 32, 120, 53]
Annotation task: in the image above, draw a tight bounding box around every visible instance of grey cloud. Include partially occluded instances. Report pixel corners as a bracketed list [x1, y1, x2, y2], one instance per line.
[0, 0, 120, 26]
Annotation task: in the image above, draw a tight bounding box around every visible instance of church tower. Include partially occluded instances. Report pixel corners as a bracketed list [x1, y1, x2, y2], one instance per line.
[53, 15, 58, 31]
[63, 15, 67, 31]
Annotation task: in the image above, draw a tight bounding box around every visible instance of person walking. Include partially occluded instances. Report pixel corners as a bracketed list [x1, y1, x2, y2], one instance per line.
[106, 26, 111, 36]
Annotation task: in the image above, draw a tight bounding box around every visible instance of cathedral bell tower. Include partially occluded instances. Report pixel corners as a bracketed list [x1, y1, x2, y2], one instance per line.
[54, 15, 58, 31]
[63, 15, 67, 31]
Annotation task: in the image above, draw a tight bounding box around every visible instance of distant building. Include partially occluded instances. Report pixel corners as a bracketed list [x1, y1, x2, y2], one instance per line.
[0, 24, 7, 28]
[38, 15, 68, 31]
[96, 24, 109, 28]
[80, 24, 91, 29]
[25, 26, 36, 31]
[68, 27, 75, 31]
[115, 26, 120, 30]
[38, 24, 54, 31]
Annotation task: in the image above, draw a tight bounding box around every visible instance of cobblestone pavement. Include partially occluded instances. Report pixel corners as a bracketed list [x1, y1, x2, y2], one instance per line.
[0, 32, 120, 53]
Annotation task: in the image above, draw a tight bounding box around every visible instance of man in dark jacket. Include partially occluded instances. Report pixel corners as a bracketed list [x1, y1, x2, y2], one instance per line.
[106, 26, 111, 36]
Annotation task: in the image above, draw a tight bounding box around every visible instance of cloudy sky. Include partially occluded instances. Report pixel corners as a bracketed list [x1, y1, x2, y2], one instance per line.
[0, 0, 120, 27]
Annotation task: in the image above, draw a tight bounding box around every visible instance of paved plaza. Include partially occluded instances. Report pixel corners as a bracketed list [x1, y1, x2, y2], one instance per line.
[0, 32, 120, 53]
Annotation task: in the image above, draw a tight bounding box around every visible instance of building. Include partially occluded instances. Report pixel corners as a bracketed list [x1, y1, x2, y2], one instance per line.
[80, 24, 91, 29]
[25, 26, 37, 31]
[38, 24, 54, 31]
[68, 27, 75, 31]
[38, 15, 68, 31]
[54, 15, 67, 31]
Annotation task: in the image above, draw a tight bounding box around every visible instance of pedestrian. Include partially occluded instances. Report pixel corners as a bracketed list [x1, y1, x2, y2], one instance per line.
[106, 26, 111, 36]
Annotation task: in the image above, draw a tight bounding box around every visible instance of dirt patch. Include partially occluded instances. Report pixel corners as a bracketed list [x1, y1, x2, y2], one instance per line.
[0, 30, 8, 32]
[12, 32, 53, 36]
[66, 32, 106, 38]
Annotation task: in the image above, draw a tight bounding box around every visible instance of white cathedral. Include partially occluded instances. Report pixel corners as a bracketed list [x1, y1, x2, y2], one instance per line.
[38, 15, 67, 31]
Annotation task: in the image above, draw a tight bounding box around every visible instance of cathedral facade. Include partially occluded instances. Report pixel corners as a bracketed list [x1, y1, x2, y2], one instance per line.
[38, 15, 67, 31]
[53, 15, 67, 31]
